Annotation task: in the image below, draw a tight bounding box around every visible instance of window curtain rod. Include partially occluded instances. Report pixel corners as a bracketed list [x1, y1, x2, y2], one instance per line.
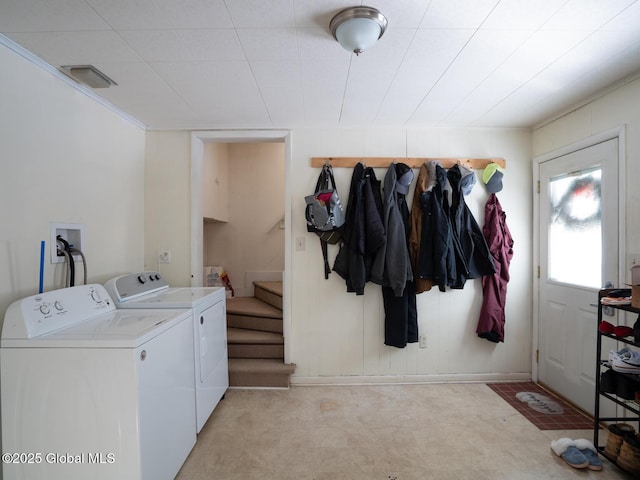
[310, 157, 506, 169]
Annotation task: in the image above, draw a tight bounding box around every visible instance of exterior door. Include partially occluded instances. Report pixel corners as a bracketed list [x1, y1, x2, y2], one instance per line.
[538, 138, 619, 414]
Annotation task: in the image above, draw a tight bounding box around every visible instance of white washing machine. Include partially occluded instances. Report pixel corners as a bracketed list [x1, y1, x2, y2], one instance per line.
[1, 284, 196, 480]
[104, 272, 228, 433]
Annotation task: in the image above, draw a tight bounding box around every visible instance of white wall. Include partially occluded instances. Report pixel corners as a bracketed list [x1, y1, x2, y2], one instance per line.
[203, 142, 285, 296]
[202, 143, 229, 222]
[0, 43, 146, 316]
[533, 77, 640, 285]
[289, 128, 532, 383]
[0, 43, 145, 478]
[146, 128, 533, 382]
[144, 130, 192, 286]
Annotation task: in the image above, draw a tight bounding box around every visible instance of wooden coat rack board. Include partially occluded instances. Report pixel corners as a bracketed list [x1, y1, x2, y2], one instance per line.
[311, 157, 506, 170]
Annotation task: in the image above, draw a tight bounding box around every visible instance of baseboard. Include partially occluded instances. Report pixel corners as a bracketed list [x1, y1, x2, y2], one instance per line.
[228, 386, 291, 391]
[290, 372, 531, 386]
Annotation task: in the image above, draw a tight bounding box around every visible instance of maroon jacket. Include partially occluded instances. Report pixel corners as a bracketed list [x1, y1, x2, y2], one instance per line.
[476, 194, 514, 343]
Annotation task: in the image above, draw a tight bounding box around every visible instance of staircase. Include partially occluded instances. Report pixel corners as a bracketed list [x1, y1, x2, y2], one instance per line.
[226, 281, 295, 388]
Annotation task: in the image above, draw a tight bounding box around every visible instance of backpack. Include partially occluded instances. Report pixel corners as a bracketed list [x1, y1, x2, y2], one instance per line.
[305, 163, 345, 278]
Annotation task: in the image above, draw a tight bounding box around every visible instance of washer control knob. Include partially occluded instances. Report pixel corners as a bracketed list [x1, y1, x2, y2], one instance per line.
[90, 289, 103, 303]
[39, 304, 50, 315]
[54, 301, 64, 311]
[138, 275, 146, 284]
[154, 274, 161, 281]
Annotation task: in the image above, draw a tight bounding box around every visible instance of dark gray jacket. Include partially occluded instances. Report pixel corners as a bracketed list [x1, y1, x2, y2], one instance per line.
[372, 163, 413, 296]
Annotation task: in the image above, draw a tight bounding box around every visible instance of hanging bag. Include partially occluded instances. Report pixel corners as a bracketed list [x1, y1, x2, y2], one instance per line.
[305, 163, 345, 236]
[305, 163, 345, 278]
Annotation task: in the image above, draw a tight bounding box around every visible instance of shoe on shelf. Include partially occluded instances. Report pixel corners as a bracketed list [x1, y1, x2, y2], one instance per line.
[599, 321, 615, 333]
[617, 434, 640, 476]
[616, 375, 637, 400]
[605, 424, 636, 461]
[612, 350, 640, 373]
[599, 369, 617, 394]
[608, 347, 631, 367]
[614, 325, 635, 338]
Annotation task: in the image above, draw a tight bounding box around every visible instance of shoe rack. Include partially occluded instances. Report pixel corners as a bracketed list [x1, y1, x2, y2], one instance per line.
[594, 288, 640, 475]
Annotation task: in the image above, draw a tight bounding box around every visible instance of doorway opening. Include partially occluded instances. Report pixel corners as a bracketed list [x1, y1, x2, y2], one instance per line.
[202, 141, 285, 297]
[191, 130, 292, 363]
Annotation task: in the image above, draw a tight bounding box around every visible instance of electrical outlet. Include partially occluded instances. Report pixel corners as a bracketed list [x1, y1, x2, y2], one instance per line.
[158, 249, 171, 263]
[419, 334, 427, 348]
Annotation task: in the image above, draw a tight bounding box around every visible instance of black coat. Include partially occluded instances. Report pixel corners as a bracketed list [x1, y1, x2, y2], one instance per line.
[417, 164, 456, 292]
[333, 164, 385, 295]
[447, 164, 495, 288]
[417, 163, 495, 291]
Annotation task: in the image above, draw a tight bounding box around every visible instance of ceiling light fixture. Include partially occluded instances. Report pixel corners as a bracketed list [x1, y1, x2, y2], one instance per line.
[329, 6, 388, 56]
[60, 65, 117, 89]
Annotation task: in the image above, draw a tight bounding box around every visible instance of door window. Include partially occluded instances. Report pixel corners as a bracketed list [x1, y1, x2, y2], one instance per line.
[548, 168, 602, 288]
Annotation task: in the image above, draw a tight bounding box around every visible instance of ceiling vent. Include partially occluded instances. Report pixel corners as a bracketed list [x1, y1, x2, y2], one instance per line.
[60, 65, 117, 89]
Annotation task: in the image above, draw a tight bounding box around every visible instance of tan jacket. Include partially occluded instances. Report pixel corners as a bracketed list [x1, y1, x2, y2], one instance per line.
[408, 163, 433, 293]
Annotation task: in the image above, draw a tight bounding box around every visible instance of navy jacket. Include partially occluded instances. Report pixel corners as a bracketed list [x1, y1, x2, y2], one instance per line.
[417, 164, 456, 292]
[418, 163, 495, 291]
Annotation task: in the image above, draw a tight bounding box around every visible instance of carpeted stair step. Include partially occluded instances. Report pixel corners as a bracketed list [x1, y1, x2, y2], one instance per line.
[226, 280, 292, 387]
[228, 358, 296, 388]
[226, 296, 283, 334]
[227, 327, 284, 359]
[253, 281, 283, 310]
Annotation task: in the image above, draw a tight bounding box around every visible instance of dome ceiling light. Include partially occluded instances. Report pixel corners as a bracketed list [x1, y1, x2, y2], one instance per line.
[329, 6, 388, 56]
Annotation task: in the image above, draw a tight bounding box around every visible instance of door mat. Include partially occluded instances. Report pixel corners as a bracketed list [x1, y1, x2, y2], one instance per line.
[487, 382, 594, 430]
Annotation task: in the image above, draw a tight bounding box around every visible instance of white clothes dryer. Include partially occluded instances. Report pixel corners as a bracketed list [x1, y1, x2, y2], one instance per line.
[1, 284, 196, 480]
[104, 272, 228, 433]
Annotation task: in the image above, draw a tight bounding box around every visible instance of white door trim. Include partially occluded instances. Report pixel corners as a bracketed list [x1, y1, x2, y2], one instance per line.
[190, 130, 293, 363]
[531, 125, 626, 382]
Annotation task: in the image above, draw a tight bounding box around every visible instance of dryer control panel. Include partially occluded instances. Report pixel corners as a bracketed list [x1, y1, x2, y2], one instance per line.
[104, 271, 169, 304]
[1, 284, 115, 339]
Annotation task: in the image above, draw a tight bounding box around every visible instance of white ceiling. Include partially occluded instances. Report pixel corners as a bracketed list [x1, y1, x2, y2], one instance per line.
[2, 0, 640, 130]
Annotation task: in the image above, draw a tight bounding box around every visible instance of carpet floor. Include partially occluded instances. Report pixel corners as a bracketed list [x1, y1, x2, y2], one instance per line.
[176, 383, 630, 480]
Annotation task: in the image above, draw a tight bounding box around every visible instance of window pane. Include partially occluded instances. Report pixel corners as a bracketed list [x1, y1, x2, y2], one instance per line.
[548, 168, 602, 288]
